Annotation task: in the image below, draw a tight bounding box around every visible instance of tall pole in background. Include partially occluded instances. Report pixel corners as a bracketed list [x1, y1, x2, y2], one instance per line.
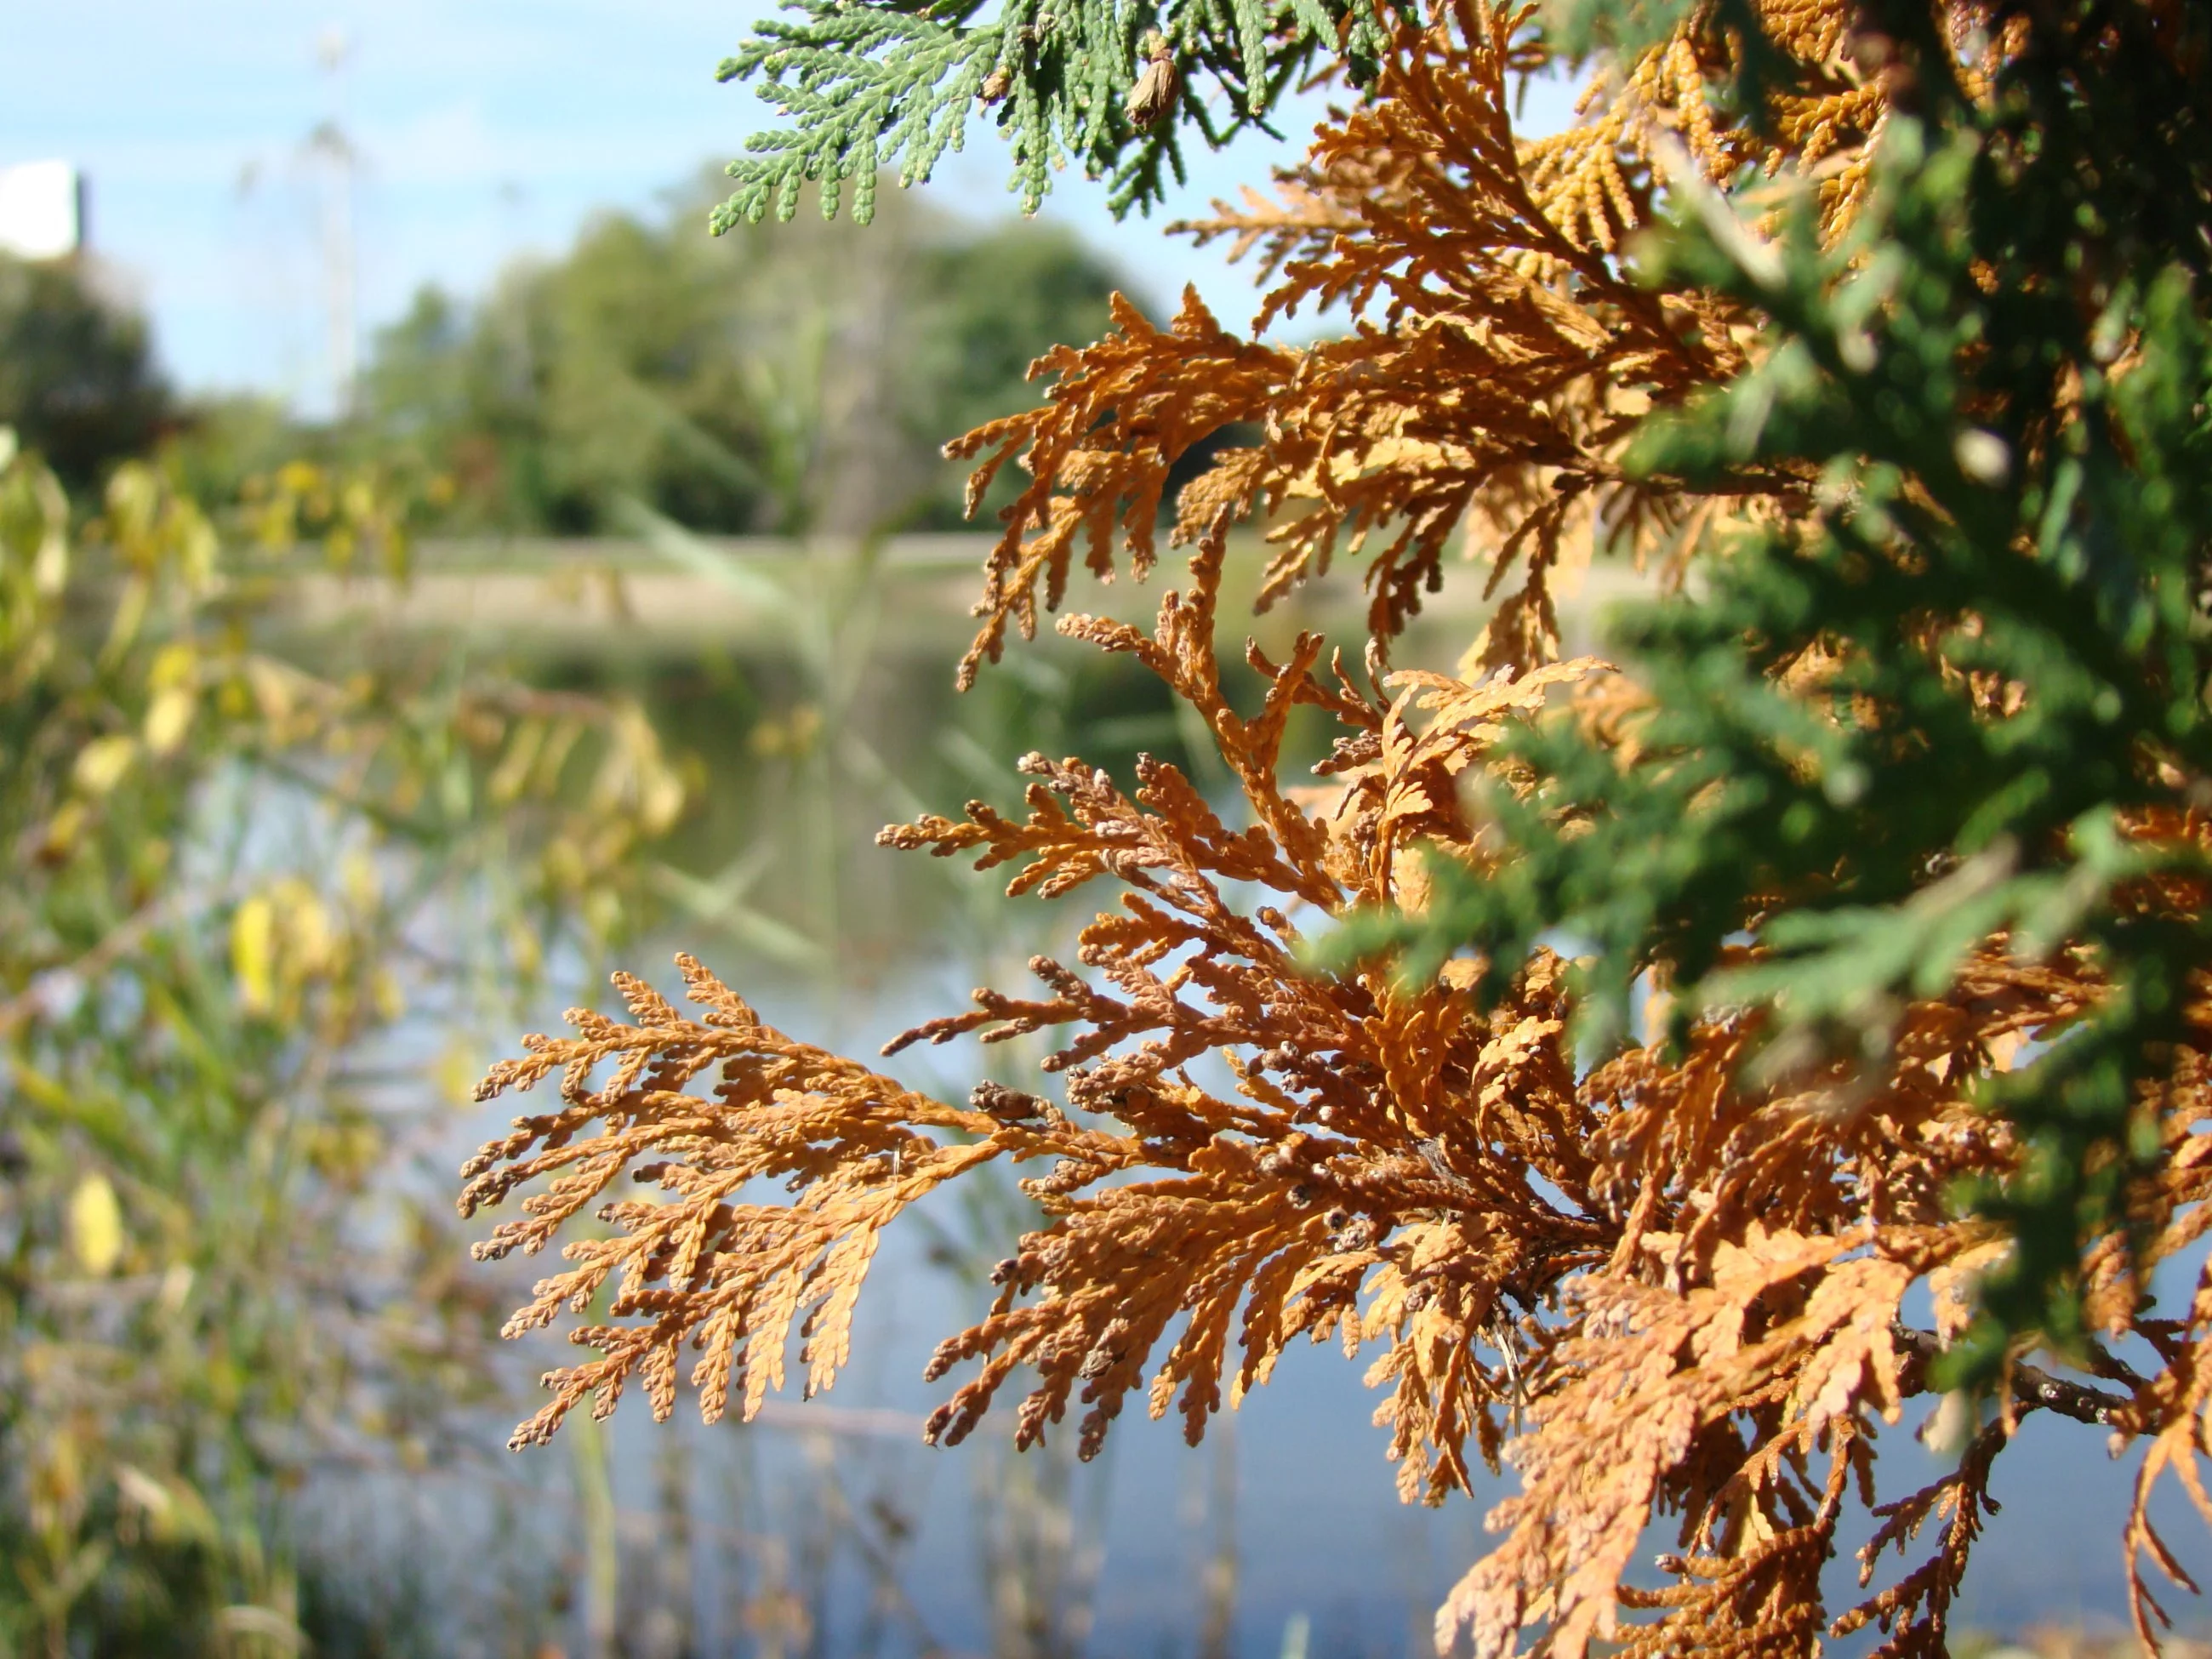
[311, 27, 358, 419]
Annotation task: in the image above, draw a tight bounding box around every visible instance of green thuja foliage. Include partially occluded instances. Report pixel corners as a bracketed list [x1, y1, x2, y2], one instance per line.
[710, 0, 1402, 226]
[1337, 0, 2212, 1389]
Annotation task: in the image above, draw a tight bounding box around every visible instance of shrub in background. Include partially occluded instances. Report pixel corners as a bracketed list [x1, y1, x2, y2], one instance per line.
[0, 435, 683, 1653]
[0, 255, 170, 493]
[357, 178, 1126, 539]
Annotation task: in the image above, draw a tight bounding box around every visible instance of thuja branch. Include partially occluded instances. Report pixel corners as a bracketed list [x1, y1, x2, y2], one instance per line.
[710, 0, 1406, 225]
[465, 3, 2212, 1656]
[1890, 1323, 2133, 1431]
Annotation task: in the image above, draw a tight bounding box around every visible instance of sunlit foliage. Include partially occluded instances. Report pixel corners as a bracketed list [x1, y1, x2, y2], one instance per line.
[0, 436, 684, 1651]
[466, 3, 2212, 1654]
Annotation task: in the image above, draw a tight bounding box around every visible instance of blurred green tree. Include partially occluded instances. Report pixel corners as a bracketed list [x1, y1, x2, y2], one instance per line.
[360, 174, 1126, 538]
[0, 255, 170, 493]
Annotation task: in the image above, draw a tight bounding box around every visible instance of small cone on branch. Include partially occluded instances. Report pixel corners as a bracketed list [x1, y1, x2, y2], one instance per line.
[1124, 32, 1177, 128]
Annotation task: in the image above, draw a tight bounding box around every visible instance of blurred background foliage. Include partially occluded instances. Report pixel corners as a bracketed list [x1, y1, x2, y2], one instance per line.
[0, 169, 1223, 1658]
[0, 256, 171, 496]
[0, 430, 688, 1653]
[177, 174, 1125, 540]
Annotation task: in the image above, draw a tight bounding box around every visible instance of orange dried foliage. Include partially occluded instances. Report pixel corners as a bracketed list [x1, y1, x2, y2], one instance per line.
[462, 3, 2212, 1654]
[947, 0, 1901, 687]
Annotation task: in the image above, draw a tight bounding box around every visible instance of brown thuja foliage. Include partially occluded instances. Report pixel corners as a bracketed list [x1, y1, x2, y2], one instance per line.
[947, 0, 1884, 684]
[463, 3, 2212, 1654]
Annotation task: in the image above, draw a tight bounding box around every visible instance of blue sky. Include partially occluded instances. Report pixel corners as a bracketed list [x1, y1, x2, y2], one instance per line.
[1, 2, 1577, 408]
